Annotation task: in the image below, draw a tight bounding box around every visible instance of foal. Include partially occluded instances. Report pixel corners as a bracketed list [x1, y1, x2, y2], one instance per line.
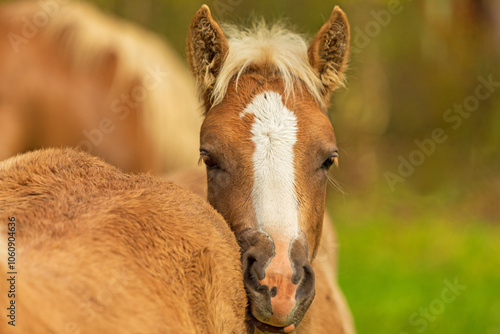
[187, 5, 355, 333]
[0, 148, 246, 334]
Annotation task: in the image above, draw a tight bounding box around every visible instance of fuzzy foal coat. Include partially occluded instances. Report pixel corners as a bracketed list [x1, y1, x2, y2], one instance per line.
[0, 148, 247, 334]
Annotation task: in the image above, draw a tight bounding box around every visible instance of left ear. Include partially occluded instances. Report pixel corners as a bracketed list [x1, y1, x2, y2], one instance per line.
[308, 6, 350, 97]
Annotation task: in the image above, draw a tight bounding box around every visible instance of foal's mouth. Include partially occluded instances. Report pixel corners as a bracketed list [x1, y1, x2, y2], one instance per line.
[248, 312, 296, 333]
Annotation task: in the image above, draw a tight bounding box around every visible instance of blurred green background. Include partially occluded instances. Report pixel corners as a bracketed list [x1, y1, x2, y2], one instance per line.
[8, 0, 499, 332]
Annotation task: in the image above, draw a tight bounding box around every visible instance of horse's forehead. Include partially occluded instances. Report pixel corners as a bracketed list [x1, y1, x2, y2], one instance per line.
[236, 89, 335, 143]
[202, 76, 334, 145]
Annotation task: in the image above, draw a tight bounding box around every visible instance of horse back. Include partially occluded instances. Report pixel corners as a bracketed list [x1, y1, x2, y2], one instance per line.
[0, 148, 247, 334]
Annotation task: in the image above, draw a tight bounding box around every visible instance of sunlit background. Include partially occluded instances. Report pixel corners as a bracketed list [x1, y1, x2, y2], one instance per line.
[1, 0, 499, 332]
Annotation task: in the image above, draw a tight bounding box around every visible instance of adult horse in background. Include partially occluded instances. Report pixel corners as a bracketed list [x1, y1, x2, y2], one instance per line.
[0, 148, 247, 334]
[185, 5, 355, 333]
[0, 1, 201, 173]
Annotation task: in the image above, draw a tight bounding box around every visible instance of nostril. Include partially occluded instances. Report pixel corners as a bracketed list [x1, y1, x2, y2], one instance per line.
[270, 286, 277, 297]
[245, 254, 257, 268]
[292, 262, 314, 284]
[303, 264, 314, 280]
[295, 264, 315, 300]
[242, 252, 268, 290]
[291, 265, 304, 285]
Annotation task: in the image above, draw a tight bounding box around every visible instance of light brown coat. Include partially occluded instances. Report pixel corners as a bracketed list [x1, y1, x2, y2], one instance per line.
[0, 148, 247, 334]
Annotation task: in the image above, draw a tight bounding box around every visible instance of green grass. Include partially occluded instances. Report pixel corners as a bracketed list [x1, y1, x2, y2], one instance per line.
[327, 197, 500, 334]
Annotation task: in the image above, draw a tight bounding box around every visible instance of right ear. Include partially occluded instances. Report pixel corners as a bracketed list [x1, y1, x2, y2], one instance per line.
[308, 6, 350, 100]
[188, 5, 228, 107]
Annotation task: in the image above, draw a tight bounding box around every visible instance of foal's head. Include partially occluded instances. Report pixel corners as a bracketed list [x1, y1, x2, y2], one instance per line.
[188, 5, 350, 332]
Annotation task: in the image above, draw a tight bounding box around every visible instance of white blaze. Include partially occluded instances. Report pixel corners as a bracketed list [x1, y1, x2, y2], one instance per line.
[239, 91, 299, 240]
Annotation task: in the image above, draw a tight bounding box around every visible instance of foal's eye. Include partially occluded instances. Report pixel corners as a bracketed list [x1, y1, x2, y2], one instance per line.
[200, 151, 219, 169]
[322, 153, 339, 170]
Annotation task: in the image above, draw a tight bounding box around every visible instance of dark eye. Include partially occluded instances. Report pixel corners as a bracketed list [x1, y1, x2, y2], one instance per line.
[322, 153, 339, 170]
[200, 151, 219, 169]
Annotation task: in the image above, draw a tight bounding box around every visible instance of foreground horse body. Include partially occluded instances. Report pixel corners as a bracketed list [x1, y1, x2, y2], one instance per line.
[186, 5, 355, 333]
[0, 1, 201, 173]
[0, 148, 247, 334]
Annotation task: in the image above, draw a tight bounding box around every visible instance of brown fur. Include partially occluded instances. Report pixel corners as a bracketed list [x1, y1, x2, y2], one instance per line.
[200, 74, 336, 261]
[167, 170, 355, 334]
[197, 76, 340, 330]
[186, 5, 355, 333]
[0, 148, 247, 334]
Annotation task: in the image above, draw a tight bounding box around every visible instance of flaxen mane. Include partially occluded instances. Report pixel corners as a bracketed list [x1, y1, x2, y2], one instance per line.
[211, 21, 346, 108]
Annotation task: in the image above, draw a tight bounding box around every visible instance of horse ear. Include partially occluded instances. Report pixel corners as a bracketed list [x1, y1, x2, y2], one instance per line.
[308, 6, 350, 97]
[188, 5, 228, 101]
